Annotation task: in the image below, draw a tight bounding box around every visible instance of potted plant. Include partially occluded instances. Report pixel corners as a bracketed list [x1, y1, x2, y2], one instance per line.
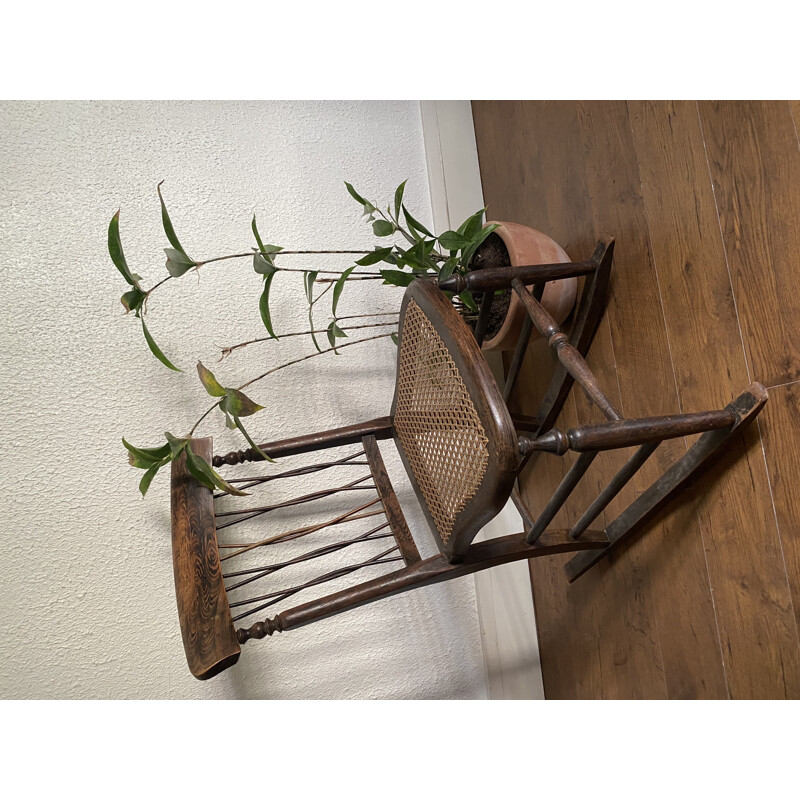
[470, 221, 576, 351]
[110, 180, 576, 497]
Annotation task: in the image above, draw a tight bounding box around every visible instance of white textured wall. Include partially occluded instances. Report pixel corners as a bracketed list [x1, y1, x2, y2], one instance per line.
[0, 101, 487, 699]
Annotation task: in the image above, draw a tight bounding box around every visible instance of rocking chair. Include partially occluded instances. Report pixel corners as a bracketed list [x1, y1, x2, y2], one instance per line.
[170, 236, 767, 679]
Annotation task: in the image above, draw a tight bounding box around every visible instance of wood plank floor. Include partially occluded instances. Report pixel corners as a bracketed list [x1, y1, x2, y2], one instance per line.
[472, 100, 800, 699]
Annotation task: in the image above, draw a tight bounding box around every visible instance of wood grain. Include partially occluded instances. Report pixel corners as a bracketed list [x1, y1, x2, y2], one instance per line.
[698, 100, 800, 388]
[473, 99, 800, 698]
[475, 100, 669, 698]
[757, 382, 800, 641]
[630, 100, 800, 698]
[171, 438, 240, 680]
[362, 434, 421, 565]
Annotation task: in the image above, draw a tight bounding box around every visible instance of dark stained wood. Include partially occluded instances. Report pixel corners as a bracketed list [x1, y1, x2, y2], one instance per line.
[212, 417, 393, 467]
[509, 412, 540, 432]
[236, 527, 609, 641]
[438, 259, 597, 293]
[362, 434, 421, 565]
[523, 408, 737, 453]
[560, 99, 721, 699]
[534, 238, 616, 434]
[474, 98, 800, 698]
[630, 100, 800, 698]
[757, 381, 800, 641]
[698, 101, 800, 388]
[513, 277, 622, 422]
[502, 293, 536, 402]
[473, 289, 494, 347]
[526, 451, 597, 542]
[171, 437, 240, 680]
[566, 384, 768, 580]
[569, 442, 659, 540]
[474, 100, 651, 699]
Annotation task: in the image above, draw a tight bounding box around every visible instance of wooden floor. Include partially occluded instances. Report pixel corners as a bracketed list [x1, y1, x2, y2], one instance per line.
[472, 101, 800, 699]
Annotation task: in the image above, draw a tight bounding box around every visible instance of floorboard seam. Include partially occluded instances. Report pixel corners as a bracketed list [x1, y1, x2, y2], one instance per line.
[633, 100, 729, 697]
[696, 99, 800, 680]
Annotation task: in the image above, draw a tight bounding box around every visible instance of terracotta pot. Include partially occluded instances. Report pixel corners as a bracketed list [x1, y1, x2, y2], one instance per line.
[478, 221, 577, 352]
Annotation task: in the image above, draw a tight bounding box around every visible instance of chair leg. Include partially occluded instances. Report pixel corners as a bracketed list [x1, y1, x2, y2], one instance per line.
[535, 237, 614, 434]
[563, 383, 767, 582]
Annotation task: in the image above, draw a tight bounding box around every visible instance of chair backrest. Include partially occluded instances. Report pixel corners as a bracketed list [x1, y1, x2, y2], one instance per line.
[391, 280, 518, 560]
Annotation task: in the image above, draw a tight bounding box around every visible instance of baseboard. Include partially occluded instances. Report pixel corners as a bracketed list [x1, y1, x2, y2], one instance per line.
[419, 100, 545, 700]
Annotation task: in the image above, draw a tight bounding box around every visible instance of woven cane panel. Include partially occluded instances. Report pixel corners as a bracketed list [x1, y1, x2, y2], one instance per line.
[394, 300, 489, 544]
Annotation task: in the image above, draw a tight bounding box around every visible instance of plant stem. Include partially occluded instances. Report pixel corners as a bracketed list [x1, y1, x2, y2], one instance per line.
[336, 311, 399, 320]
[189, 332, 395, 437]
[316, 274, 385, 282]
[144, 252, 380, 302]
[220, 321, 398, 358]
[237, 332, 394, 391]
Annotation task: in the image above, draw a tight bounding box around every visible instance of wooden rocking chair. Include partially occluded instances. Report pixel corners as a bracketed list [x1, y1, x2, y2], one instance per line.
[171, 236, 767, 679]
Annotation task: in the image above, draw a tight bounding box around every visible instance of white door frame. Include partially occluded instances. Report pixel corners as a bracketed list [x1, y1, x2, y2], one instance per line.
[419, 101, 545, 700]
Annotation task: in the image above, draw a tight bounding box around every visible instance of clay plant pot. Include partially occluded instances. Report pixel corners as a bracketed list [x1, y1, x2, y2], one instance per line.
[476, 221, 577, 352]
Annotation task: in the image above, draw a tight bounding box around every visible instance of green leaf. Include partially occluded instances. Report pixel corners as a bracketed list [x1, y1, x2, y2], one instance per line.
[402, 204, 435, 239]
[157, 181, 191, 259]
[326, 320, 348, 351]
[185, 445, 248, 496]
[438, 257, 458, 282]
[233, 415, 274, 462]
[457, 208, 487, 240]
[332, 266, 356, 316]
[460, 223, 500, 268]
[122, 438, 171, 468]
[138, 460, 165, 496]
[380, 269, 416, 287]
[438, 230, 471, 252]
[253, 252, 278, 275]
[259, 271, 279, 339]
[141, 317, 181, 371]
[224, 388, 264, 417]
[196, 362, 226, 397]
[305, 271, 322, 351]
[397, 239, 432, 273]
[344, 181, 368, 206]
[394, 180, 407, 219]
[355, 248, 393, 267]
[164, 431, 190, 458]
[459, 290, 479, 312]
[252, 214, 266, 253]
[251, 216, 283, 257]
[164, 247, 196, 277]
[108, 211, 138, 287]
[304, 271, 318, 304]
[372, 220, 395, 237]
[391, 333, 399, 346]
[121, 287, 146, 314]
[224, 411, 237, 429]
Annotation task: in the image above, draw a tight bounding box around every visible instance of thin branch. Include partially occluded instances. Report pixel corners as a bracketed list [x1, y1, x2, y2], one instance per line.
[143, 252, 380, 302]
[219, 322, 399, 359]
[189, 332, 395, 436]
[238, 332, 394, 391]
[336, 311, 399, 320]
[316, 274, 385, 283]
[310, 281, 333, 306]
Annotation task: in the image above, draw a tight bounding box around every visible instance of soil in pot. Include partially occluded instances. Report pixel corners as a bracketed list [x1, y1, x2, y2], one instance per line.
[463, 232, 512, 340]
